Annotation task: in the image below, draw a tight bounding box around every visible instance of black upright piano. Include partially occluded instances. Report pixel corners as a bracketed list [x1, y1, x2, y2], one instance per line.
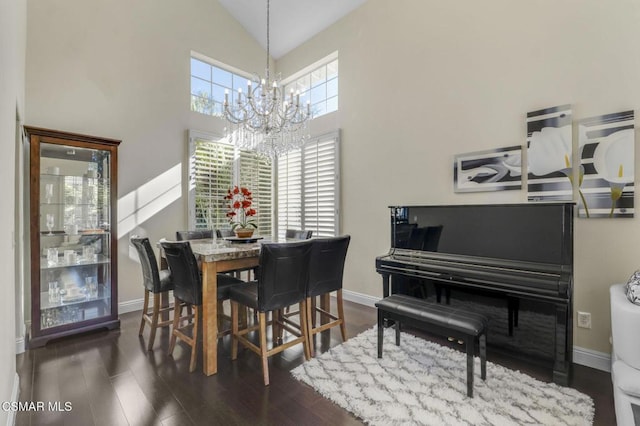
[376, 203, 574, 385]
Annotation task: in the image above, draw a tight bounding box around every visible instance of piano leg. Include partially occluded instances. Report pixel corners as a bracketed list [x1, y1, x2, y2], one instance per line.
[553, 302, 571, 386]
[382, 273, 390, 298]
[435, 285, 451, 304]
[507, 297, 520, 336]
[381, 274, 393, 327]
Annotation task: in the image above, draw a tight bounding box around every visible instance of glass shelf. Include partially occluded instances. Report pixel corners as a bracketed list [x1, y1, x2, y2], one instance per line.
[40, 254, 111, 270]
[40, 284, 110, 310]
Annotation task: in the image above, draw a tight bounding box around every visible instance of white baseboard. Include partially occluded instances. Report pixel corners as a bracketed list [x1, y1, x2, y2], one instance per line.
[573, 346, 611, 372]
[342, 289, 378, 308]
[15, 321, 25, 355]
[15, 337, 24, 355]
[118, 297, 145, 314]
[6, 373, 19, 426]
[118, 291, 173, 314]
[342, 289, 612, 373]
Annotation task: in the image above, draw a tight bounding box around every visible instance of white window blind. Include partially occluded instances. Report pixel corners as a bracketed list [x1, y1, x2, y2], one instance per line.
[239, 150, 273, 233]
[189, 131, 273, 236]
[277, 132, 340, 239]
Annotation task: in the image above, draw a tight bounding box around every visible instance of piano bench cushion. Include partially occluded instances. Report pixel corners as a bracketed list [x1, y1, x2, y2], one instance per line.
[376, 293, 488, 398]
[375, 294, 488, 337]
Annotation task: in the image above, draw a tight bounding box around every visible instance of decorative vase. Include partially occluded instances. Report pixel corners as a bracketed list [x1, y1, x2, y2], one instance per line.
[234, 228, 255, 238]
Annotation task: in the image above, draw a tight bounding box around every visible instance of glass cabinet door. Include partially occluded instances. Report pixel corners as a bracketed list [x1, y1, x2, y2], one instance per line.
[38, 143, 113, 329]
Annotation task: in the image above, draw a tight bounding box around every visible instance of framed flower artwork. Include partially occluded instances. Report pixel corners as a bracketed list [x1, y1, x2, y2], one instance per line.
[453, 146, 522, 193]
[526, 104, 573, 202]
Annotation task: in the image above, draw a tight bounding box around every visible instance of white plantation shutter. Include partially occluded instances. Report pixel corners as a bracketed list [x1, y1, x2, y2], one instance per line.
[303, 136, 339, 237]
[239, 150, 273, 234]
[189, 131, 273, 236]
[277, 132, 340, 238]
[277, 149, 302, 240]
[190, 136, 234, 230]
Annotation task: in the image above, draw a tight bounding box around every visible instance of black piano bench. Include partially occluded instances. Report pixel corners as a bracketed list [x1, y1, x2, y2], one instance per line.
[375, 294, 488, 398]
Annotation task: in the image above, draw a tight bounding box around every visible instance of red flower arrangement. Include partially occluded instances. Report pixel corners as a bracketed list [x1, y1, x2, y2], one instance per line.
[224, 186, 257, 230]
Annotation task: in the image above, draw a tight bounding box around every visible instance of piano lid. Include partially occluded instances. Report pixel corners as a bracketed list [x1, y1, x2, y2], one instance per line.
[390, 203, 573, 267]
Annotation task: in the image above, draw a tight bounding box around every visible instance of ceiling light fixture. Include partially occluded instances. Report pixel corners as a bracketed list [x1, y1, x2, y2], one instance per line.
[223, 0, 311, 159]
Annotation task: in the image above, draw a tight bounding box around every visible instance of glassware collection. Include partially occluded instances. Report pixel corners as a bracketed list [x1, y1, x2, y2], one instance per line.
[37, 142, 113, 332]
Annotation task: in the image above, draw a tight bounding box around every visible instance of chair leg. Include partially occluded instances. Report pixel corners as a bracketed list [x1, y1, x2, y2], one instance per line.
[147, 294, 161, 351]
[231, 300, 239, 361]
[311, 296, 317, 328]
[274, 309, 283, 344]
[189, 306, 200, 373]
[337, 289, 347, 342]
[168, 297, 182, 356]
[306, 297, 315, 355]
[299, 300, 311, 361]
[139, 290, 149, 336]
[259, 312, 270, 386]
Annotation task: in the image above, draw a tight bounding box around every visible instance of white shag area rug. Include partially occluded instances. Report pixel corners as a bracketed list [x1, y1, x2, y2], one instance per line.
[291, 328, 594, 425]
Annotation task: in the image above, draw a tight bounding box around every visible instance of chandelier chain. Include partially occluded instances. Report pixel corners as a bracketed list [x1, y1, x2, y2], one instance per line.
[266, 0, 270, 80]
[223, 0, 311, 159]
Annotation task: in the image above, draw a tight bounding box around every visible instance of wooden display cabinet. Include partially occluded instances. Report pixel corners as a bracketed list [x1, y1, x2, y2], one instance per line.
[26, 126, 120, 348]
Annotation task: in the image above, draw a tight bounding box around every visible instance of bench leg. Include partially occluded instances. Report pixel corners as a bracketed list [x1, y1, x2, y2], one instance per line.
[466, 336, 474, 398]
[377, 309, 384, 358]
[480, 333, 487, 381]
[395, 321, 401, 346]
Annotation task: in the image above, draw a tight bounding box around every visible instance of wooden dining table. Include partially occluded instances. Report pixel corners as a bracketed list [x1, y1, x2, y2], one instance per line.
[160, 236, 328, 376]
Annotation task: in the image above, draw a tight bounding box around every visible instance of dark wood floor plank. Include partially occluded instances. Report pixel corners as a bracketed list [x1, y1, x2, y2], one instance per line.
[111, 371, 160, 425]
[15, 300, 614, 426]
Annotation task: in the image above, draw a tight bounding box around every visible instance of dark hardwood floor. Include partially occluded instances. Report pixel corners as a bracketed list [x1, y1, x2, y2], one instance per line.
[16, 300, 615, 425]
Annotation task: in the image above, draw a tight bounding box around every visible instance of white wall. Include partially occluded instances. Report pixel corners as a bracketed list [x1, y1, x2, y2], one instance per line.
[25, 0, 267, 306]
[25, 0, 640, 358]
[2, 0, 26, 422]
[276, 0, 640, 354]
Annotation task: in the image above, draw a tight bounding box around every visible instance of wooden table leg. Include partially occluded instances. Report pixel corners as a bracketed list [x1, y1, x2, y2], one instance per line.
[201, 261, 218, 376]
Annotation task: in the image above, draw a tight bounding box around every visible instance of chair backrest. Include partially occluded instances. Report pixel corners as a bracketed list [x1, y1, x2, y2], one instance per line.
[307, 235, 350, 298]
[176, 230, 213, 241]
[215, 229, 234, 238]
[130, 236, 170, 293]
[424, 225, 443, 252]
[160, 240, 202, 305]
[408, 227, 429, 250]
[285, 229, 313, 240]
[257, 240, 313, 312]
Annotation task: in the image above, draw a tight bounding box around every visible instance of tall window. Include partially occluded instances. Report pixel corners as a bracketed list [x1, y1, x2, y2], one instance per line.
[277, 132, 340, 238]
[191, 51, 338, 120]
[189, 131, 272, 235]
[283, 52, 338, 119]
[190, 53, 250, 117]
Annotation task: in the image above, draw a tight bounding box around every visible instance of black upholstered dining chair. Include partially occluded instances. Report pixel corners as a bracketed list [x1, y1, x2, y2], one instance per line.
[130, 236, 174, 351]
[215, 229, 234, 238]
[306, 235, 351, 354]
[160, 240, 244, 372]
[175, 230, 214, 241]
[285, 229, 313, 240]
[229, 240, 313, 386]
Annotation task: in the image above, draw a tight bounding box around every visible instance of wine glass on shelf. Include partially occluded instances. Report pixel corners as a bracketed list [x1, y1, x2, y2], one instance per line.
[46, 213, 55, 235]
[44, 183, 53, 204]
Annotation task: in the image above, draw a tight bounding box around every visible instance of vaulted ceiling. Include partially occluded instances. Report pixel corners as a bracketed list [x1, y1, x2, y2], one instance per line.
[218, 0, 368, 59]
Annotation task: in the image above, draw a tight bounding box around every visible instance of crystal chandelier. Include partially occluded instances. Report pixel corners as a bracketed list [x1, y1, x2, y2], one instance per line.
[224, 0, 311, 159]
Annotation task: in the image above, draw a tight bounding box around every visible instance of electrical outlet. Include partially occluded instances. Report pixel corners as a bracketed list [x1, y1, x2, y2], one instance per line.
[577, 311, 591, 329]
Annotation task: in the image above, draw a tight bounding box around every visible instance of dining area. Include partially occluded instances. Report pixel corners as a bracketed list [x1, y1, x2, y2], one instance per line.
[131, 229, 351, 386]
